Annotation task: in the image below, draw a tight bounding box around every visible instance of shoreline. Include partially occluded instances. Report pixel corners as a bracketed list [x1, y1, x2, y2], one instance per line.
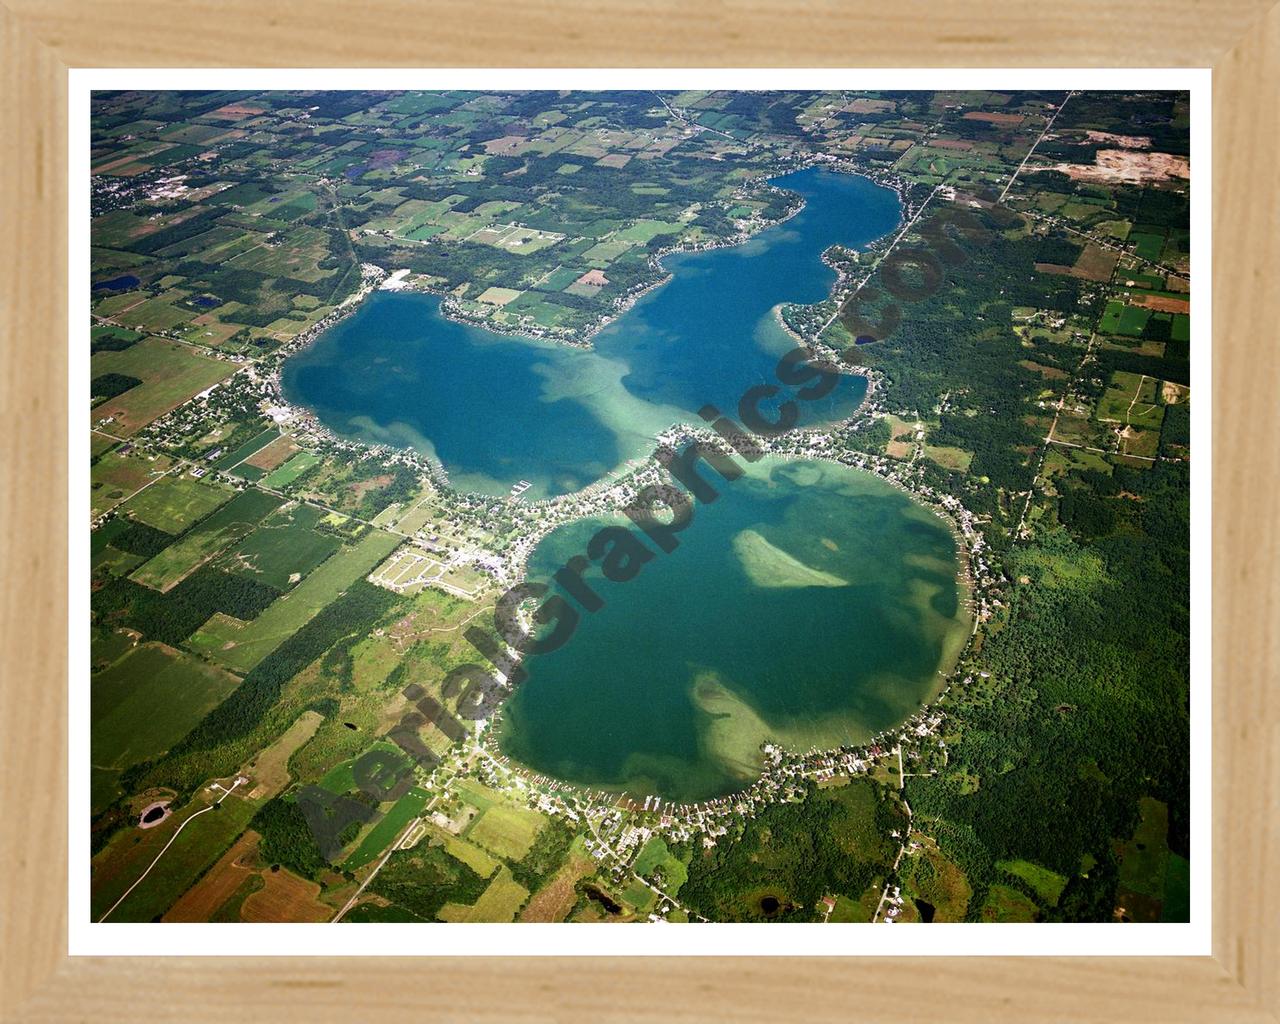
[480, 432, 985, 818]
[258, 160, 907, 505]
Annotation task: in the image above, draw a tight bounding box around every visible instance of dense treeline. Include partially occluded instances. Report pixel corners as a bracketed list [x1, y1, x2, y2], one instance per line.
[368, 842, 491, 921]
[852, 207, 1058, 490]
[125, 207, 224, 255]
[91, 373, 142, 402]
[92, 568, 281, 647]
[354, 462, 418, 520]
[106, 520, 177, 558]
[509, 819, 574, 892]
[166, 580, 399, 758]
[251, 796, 329, 879]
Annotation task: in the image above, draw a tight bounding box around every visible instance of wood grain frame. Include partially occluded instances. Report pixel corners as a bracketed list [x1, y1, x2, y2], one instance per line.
[2, 3, 1276, 1020]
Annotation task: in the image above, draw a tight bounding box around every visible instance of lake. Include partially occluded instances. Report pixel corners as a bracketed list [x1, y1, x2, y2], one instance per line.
[495, 458, 970, 803]
[282, 167, 968, 801]
[281, 167, 902, 498]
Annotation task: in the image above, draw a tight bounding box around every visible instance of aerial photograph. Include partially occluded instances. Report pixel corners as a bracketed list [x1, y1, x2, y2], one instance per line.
[88, 88, 1191, 925]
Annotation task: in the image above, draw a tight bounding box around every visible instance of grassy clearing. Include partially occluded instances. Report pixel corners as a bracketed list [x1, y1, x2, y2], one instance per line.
[90, 450, 174, 517]
[981, 883, 1040, 921]
[923, 444, 974, 473]
[1096, 371, 1165, 431]
[466, 803, 546, 861]
[632, 836, 689, 895]
[262, 451, 321, 490]
[438, 866, 529, 922]
[996, 858, 1068, 906]
[218, 503, 341, 590]
[316, 739, 407, 794]
[443, 836, 500, 878]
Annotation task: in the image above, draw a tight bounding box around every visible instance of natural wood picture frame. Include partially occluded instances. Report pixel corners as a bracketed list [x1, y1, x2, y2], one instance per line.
[2, 2, 1276, 1019]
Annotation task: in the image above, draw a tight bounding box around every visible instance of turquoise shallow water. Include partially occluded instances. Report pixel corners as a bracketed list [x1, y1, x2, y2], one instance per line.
[496, 458, 969, 803]
[281, 167, 902, 498]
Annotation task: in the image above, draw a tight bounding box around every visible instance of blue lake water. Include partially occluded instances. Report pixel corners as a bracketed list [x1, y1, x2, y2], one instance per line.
[281, 168, 902, 498]
[93, 274, 141, 292]
[496, 457, 970, 802]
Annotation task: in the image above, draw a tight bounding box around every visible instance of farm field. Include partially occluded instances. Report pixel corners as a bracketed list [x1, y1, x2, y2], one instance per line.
[262, 451, 321, 489]
[1096, 370, 1166, 430]
[343, 786, 431, 869]
[91, 643, 242, 807]
[437, 866, 529, 922]
[465, 803, 546, 861]
[218, 502, 342, 590]
[90, 449, 174, 518]
[188, 529, 400, 672]
[129, 488, 283, 591]
[118, 472, 234, 533]
[90, 337, 236, 435]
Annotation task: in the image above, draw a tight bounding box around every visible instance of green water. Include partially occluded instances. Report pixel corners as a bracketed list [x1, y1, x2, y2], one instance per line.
[496, 458, 969, 803]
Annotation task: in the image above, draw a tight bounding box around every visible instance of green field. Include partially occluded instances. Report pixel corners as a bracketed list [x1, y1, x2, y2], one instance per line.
[92, 642, 242, 772]
[91, 644, 241, 813]
[1129, 231, 1166, 261]
[317, 739, 407, 794]
[89, 337, 236, 435]
[615, 219, 683, 243]
[437, 866, 528, 922]
[219, 502, 341, 590]
[129, 489, 282, 591]
[981, 883, 1040, 921]
[188, 529, 400, 672]
[120, 473, 233, 533]
[1096, 371, 1166, 430]
[211, 428, 279, 471]
[465, 803, 546, 861]
[90, 450, 173, 518]
[343, 787, 430, 869]
[442, 835, 500, 877]
[262, 451, 321, 489]
[996, 858, 1068, 906]
[632, 836, 688, 895]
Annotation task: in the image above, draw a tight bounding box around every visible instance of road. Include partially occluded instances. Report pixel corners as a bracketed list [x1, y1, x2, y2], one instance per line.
[1012, 330, 1099, 539]
[97, 777, 244, 923]
[651, 92, 737, 142]
[579, 804, 707, 922]
[871, 758, 914, 924]
[1017, 209, 1190, 282]
[330, 813, 426, 923]
[815, 183, 946, 340]
[998, 91, 1075, 202]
